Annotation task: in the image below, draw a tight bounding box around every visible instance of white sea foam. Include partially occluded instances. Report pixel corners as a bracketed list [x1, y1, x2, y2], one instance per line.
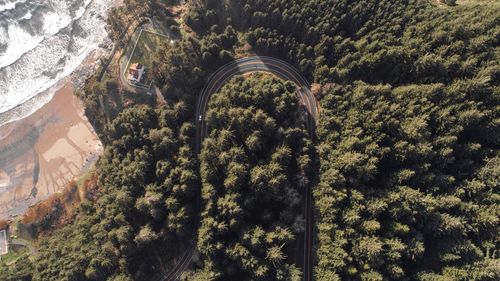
[0, 0, 113, 127]
[0, 25, 44, 68]
[0, 0, 24, 13]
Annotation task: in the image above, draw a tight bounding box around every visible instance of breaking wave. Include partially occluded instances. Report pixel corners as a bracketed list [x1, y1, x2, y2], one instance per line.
[0, 0, 114, 127]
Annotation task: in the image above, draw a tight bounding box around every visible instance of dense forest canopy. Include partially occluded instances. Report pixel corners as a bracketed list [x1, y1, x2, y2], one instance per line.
[187, 1, 499, 278]
[315, 81, 499, 280]
[190, 0, 498, 85]
[190, 73, 313, 280]
[1, 0, 498, 280]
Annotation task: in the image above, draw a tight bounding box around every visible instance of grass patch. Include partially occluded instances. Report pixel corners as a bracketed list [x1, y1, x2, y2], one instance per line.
[179, 27, 189, 38]
[75, 167, 94, 188]
[126, 29, 170, 88]
[0, 243, 28, 267]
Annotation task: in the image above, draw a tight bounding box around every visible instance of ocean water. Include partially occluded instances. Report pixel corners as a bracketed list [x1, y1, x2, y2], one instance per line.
[0, 0, 114, 127]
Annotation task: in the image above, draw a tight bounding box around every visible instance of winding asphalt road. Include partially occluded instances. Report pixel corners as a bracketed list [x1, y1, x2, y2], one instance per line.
[195, 56, 318, 150]
[161, 56, 318, 281]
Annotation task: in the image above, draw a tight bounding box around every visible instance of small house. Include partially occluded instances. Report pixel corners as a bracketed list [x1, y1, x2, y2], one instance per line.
[128, 63, 145, 83]
[0, 229, 7, 256]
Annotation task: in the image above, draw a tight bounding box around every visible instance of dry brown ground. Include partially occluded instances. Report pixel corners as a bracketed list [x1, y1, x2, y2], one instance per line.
[0, 83, 102, 219]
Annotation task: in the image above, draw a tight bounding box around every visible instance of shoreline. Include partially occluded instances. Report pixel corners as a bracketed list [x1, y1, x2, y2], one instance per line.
[0, 0, 126, 130]
[0, 42, 105, 133]
[0, 0, 124, 221]
[0, 0, 117, 128]
[0, 82, 103, 219]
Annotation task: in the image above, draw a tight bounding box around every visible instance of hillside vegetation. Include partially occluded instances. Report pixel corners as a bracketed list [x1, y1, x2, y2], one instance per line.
[190, 74, 313, 280]
[316, 82, 498, 280]
[187, 0, 499, 279]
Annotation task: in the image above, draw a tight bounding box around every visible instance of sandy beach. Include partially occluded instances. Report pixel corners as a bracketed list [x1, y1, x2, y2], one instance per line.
[0, 83, 102, 219]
